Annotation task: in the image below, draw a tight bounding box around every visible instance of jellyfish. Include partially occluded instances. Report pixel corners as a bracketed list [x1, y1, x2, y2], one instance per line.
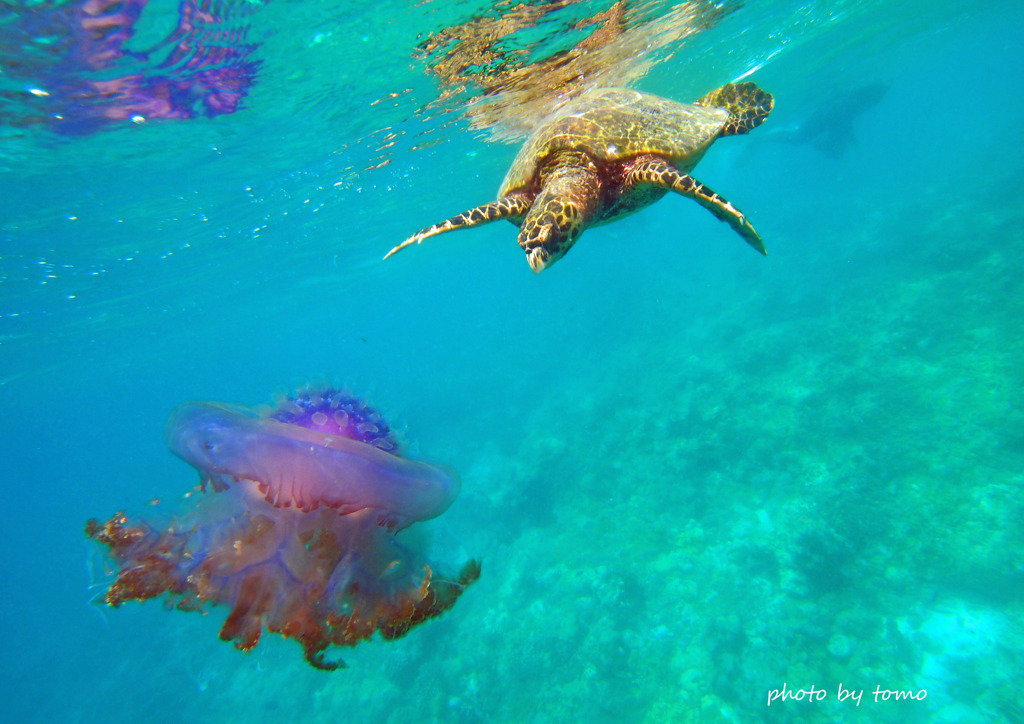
[87, 386, 479, 670]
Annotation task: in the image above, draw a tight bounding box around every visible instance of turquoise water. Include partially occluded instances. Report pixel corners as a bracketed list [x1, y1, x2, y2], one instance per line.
[2, 0, 1022, 721]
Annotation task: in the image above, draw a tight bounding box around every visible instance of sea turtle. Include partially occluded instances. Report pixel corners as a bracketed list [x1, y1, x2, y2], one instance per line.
[386, 82, 773, 273]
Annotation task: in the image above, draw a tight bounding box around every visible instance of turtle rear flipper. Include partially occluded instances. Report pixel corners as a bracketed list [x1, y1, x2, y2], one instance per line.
[696, 82, 774, 136]
[385, 194, 532, 260]
[627, 159, 766, 255]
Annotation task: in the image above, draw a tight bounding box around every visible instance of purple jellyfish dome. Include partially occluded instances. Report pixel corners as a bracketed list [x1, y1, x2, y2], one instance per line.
[269, 387, 400, 453]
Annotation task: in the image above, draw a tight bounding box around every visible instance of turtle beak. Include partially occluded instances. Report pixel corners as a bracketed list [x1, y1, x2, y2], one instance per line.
[526, 247, 550, 273]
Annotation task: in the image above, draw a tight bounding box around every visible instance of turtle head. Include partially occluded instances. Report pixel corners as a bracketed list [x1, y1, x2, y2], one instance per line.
[518, 158, 600, 273]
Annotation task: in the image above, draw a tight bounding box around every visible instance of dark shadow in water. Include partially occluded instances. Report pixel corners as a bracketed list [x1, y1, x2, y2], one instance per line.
[769, 82, 889, 158]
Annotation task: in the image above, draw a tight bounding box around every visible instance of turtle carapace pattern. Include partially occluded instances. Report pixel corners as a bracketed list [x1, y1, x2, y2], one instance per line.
[386, 82, 773, 273]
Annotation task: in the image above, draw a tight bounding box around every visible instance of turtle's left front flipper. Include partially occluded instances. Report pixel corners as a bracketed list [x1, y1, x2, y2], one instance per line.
[385, 194, 533, 260]
[626, 160, 767, 255]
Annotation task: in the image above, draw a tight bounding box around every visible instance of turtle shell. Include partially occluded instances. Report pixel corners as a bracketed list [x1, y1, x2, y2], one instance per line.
[499, 87, 730, 197]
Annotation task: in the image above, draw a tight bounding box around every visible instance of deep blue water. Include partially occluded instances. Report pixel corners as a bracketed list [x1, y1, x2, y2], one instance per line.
[2, 0, 1022, 722]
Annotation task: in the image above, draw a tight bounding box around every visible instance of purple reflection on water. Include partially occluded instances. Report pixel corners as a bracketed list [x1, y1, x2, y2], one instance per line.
[4, 0, 261, 134]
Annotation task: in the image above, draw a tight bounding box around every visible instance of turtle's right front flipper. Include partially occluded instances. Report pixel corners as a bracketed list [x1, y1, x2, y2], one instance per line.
[385, 194, 533, 260]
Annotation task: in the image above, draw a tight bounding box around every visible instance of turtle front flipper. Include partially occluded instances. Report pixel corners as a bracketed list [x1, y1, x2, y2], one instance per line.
[627, 159, 767, 255]
[385, 195, 533, 260]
